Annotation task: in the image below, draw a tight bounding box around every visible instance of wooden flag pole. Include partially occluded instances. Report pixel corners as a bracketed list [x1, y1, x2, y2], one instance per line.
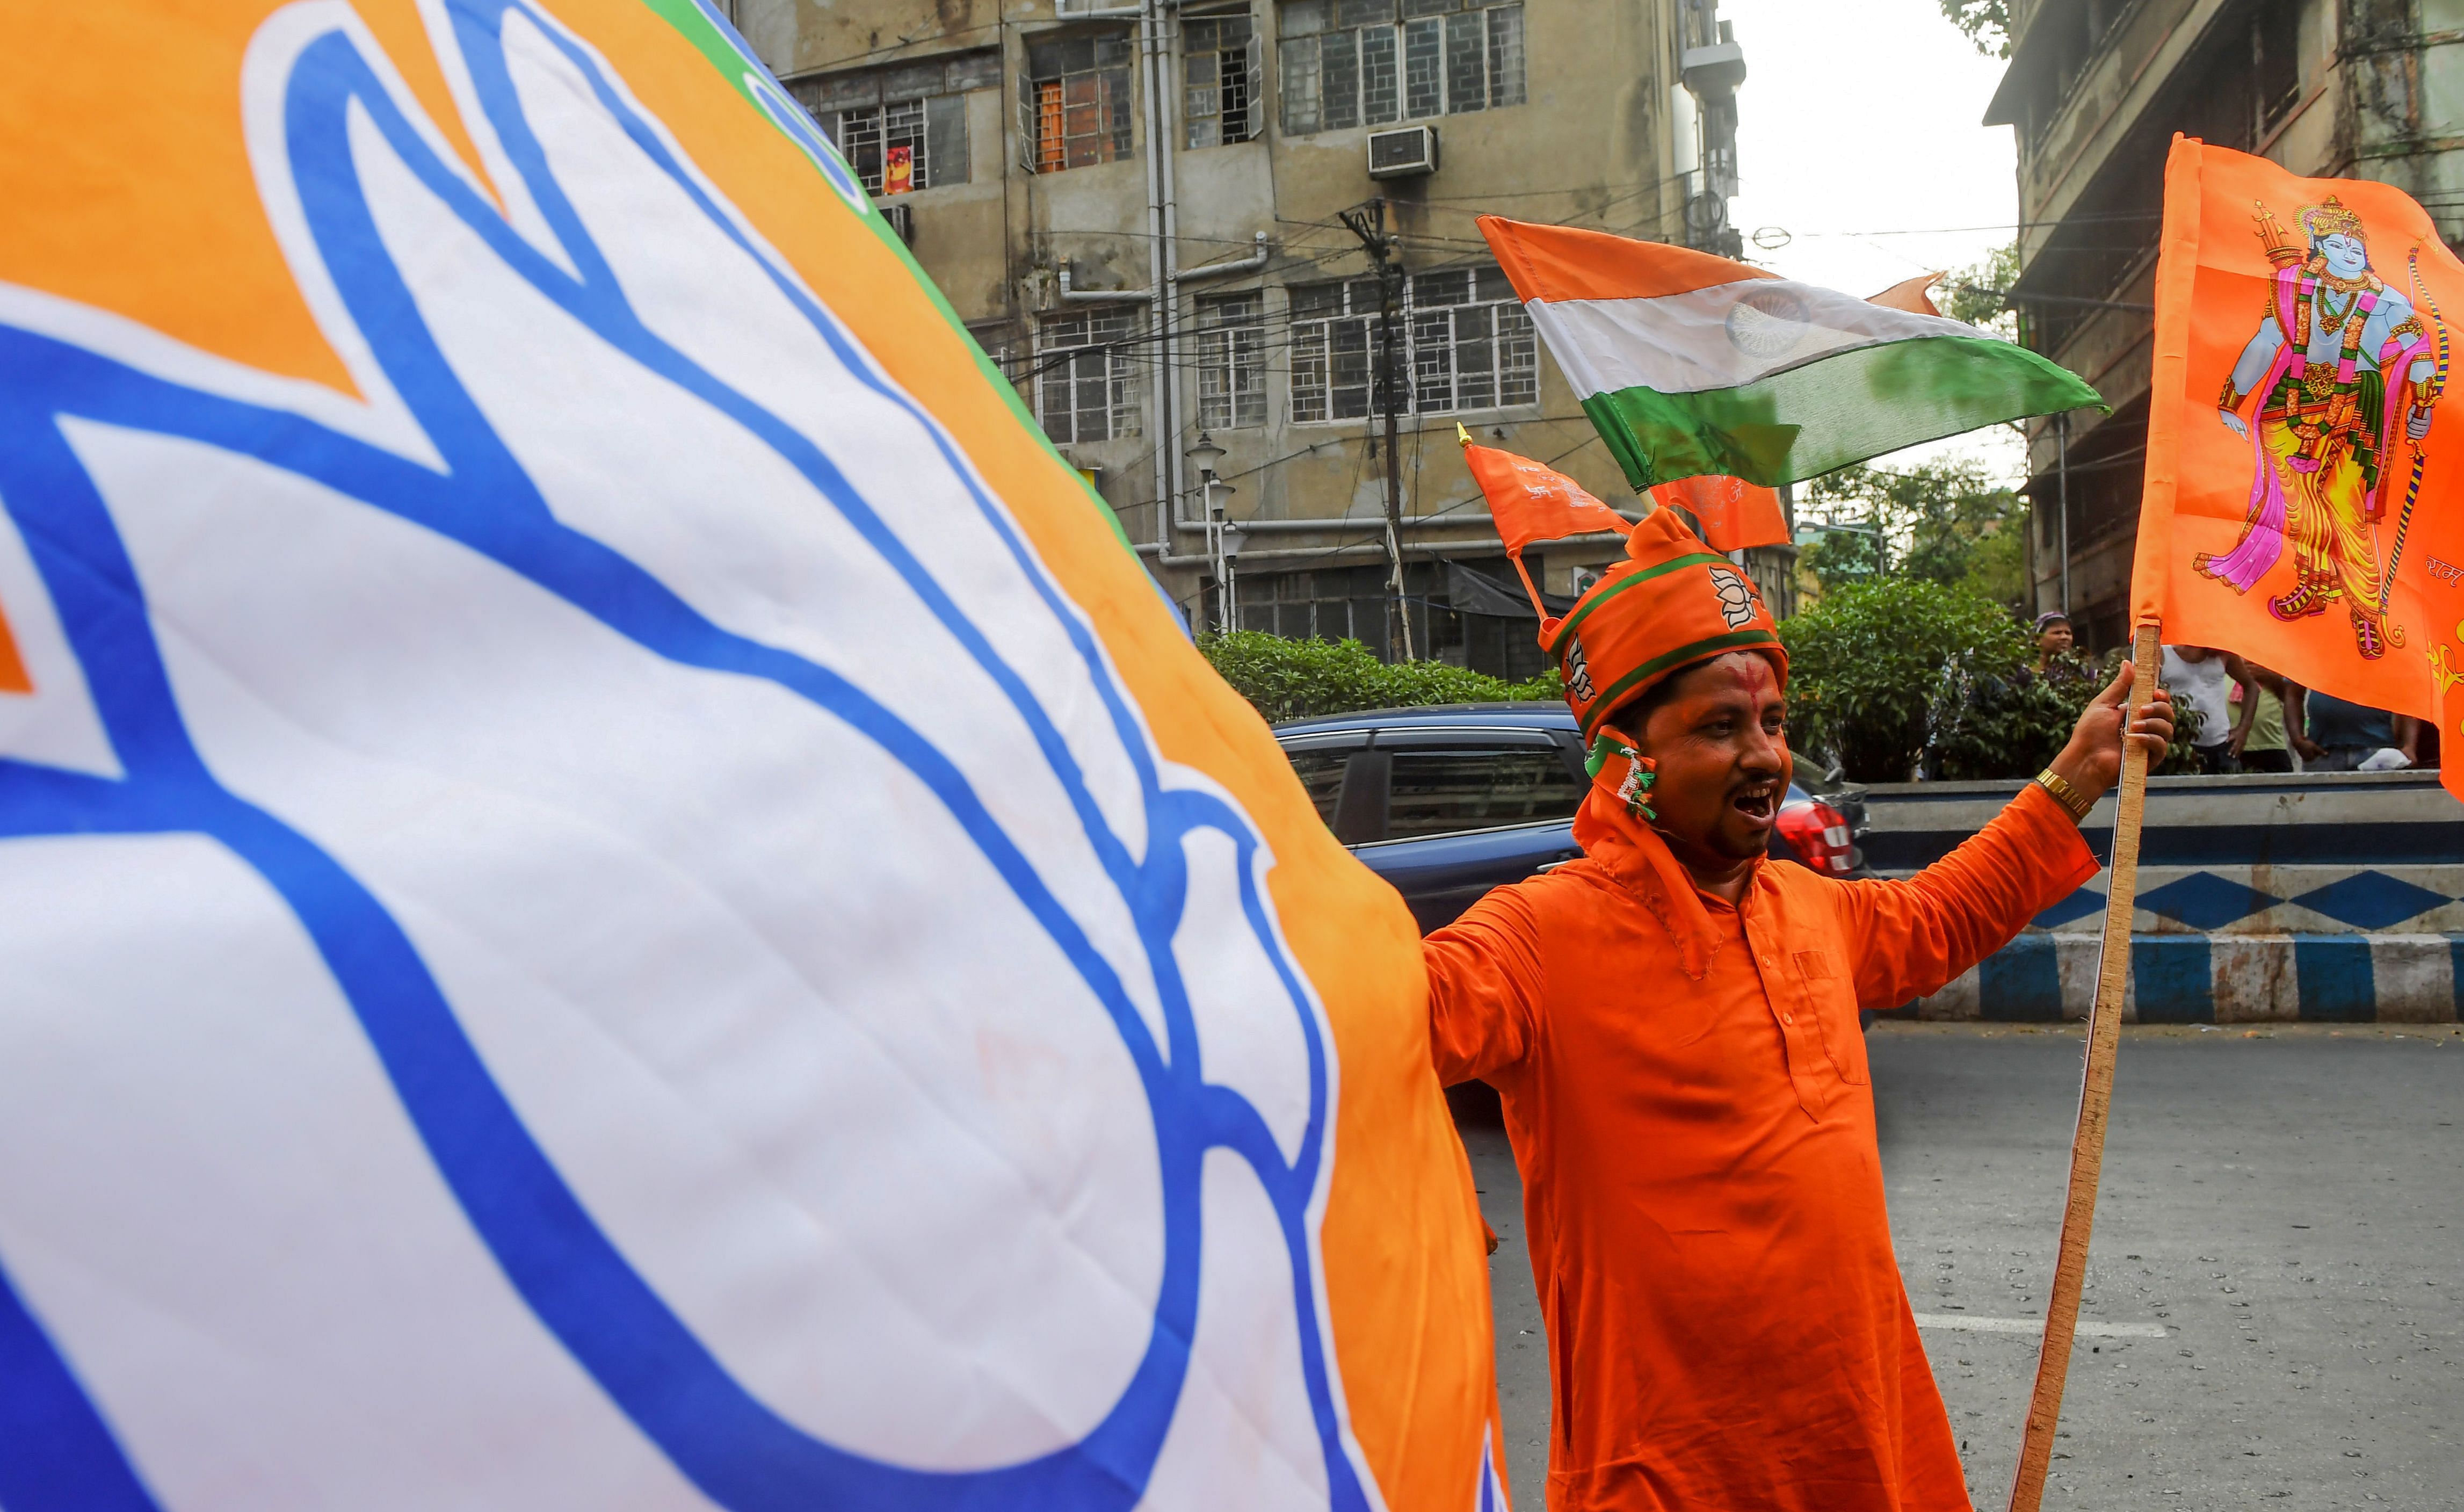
[2005, 621, 2162, 1512]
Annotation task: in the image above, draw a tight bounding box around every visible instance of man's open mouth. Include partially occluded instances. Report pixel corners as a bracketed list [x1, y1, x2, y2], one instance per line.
[1731, 783, 1778, 822]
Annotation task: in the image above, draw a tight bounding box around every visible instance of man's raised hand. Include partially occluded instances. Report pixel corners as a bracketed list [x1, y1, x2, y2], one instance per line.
[2049, 660, 2175, 800]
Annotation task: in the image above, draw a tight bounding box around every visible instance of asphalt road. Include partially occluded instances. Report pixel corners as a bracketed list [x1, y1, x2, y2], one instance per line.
[1463, 1023, 2464, 1510]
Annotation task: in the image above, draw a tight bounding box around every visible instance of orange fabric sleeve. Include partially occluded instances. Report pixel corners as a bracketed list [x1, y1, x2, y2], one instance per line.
[1420, 885, 1546, 1086]
[1835, 783, 2101, 1010]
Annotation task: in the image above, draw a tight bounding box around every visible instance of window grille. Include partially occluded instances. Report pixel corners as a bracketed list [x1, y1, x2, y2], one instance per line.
[1195, 291, 1267, 429]
[1038, 309, 1142, 444]
[831, 98, 930, 193]
[1289, 267, 1534, 422]
[790, 51, 988, 190]
[1025, 33, 1136, 172]
[1403, 16, 1442, 118]
[1288, 279, 1387, 423]
[1486, 3, 1525, 107]
[1405, 266, 1535, 413]
[1183, 13, 1263, 147]
[1231, 562, 1400, 646]
[1277, 1, 1523, 135]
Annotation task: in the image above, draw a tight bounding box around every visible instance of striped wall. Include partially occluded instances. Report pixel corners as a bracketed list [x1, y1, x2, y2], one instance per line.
[1860, 772, 2464, 1024]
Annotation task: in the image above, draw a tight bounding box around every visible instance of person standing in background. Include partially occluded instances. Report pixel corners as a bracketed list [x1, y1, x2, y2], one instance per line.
[2159, 645, 2258, 774]
[2288, 685, 2418, 771]
[2033, 611, 2074, 675]
[2230, 664, 2296, 773]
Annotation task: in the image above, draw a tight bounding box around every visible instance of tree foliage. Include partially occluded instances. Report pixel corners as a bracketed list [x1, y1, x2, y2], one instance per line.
[1780, 578, 2027, 782]
[1944, 242, 2023, 338]
[1782, 579, 2205, 784]
[1799, 460, 2031, 609]
[1199, 631, 1559, 724]
[1937, 0, 2013, 57]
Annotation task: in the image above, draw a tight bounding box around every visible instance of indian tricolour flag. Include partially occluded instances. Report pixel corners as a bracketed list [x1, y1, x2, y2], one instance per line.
[1478, 216, 2105, 489]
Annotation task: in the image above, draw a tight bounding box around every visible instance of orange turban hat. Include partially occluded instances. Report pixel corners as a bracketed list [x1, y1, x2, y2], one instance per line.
[1547, 506, 1788, 742]
[1459, 437, 1787, 743]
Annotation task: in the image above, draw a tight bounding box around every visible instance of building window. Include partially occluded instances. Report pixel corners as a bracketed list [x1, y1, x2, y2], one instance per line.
[1195, 291, 1267, 429]
[790, 50, 994, 192]
[1234, 562, 1398, 644]
[1289, 267, 1535, 422]
[832, 99, 930, 193]
[1278, 0, 1523, 136]
[1038, 309, 1141, 444]
[966, 318, 1029, 403]
[1408, 266, 1535, 413]
[1288, 278, 1385, 423]
[1184, 12, 1262, 147]
[1025, 32, 1136, 172]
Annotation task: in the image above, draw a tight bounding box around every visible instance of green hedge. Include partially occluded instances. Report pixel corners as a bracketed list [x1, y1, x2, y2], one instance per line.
[1780, 578, 2203, 783]
[1203, 607, 2201, 781]
[1198, 631, 1560, 724]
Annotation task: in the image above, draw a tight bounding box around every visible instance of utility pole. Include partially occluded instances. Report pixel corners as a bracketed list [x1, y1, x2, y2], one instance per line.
[1340, 196, 1414, 660]
[2056, 411, 2072, 616]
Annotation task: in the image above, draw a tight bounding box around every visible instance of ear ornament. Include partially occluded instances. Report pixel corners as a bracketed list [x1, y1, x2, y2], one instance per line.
[1585, 732, 1658, 822]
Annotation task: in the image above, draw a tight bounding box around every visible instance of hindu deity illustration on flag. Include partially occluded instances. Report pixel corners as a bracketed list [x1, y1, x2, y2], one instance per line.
[2134, 135, 2464, 799]
[0, 2, 1505, 1507]
[2194, 192, 2448, 661]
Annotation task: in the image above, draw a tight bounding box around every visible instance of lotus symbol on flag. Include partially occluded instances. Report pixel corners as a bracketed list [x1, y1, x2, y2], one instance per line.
[0, 3, 1425, 1508]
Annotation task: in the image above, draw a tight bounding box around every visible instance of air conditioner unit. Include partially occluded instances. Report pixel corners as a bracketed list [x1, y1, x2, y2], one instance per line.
[878, 201, 914, 245]
[1367, 125, 1438, 180]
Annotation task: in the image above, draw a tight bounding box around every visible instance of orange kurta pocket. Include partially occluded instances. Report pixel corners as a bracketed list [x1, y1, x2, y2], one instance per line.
[1794, 949, 1869, 1086]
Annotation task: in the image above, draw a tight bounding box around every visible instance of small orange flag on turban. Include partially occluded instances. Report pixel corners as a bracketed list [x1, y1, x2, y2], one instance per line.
[1460, 432, 1785, 740]
[1460, 433, 1632, 554]
[1648, 473, 1793, 553]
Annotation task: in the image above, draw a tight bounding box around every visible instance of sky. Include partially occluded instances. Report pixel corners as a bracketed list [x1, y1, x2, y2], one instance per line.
[1722, 0, 2028, 485]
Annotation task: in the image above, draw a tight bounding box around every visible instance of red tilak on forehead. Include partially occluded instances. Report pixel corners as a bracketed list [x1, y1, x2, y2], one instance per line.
[1716, 653, 1779, 694]
[1667, 651, 1780, 707]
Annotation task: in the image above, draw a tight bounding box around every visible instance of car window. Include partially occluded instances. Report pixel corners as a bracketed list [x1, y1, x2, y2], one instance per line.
[1386, 746, 1586, 838]
[1285, 749, 1350, 827]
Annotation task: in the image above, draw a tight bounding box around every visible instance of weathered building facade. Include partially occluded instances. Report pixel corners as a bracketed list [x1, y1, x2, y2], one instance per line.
[722, 0, 1763, 672]
[1986, 0, 2464, 650]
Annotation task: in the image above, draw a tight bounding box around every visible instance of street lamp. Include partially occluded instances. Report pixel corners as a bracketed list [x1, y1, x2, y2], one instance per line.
[1220, 522, 1248, 632]
[1186, 431, 1237, 632]
[1185, 430, 1226, 476]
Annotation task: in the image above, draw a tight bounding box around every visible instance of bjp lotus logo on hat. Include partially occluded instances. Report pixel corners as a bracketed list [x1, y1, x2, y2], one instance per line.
[1708, 563, 1760, 631]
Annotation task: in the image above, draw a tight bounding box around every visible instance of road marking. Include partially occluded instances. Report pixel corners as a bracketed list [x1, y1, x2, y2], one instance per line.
[1914, 1313, 2168, 1339]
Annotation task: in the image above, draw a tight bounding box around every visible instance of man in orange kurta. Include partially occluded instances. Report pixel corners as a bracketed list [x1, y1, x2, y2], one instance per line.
[1424, 508, 2172, 1511]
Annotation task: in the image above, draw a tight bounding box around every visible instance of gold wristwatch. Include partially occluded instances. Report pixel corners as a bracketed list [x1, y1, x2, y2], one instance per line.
[2034, 768, 2097, 824]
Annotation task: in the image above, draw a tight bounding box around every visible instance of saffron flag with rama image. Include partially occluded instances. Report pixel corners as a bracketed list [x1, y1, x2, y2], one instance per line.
[1475, 214, 2106, 491]
[0, 3, 1508, 1508]
[2133, 135, 2464, 799]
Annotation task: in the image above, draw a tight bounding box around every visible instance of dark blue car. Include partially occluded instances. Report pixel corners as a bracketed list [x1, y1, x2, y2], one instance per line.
[1273, 702, 1870, 936]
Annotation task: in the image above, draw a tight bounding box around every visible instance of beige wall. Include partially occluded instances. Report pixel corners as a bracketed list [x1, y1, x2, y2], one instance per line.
[735, 0, 1710, 638]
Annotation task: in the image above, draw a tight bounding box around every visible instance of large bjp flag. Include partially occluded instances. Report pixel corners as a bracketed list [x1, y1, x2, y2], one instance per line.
[2134, 136, 2464, 799]
[0, 4, 1508, 1508]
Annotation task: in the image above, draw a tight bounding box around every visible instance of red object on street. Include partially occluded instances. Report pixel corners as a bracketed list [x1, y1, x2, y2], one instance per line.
[1775, 796, 1855, 876]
